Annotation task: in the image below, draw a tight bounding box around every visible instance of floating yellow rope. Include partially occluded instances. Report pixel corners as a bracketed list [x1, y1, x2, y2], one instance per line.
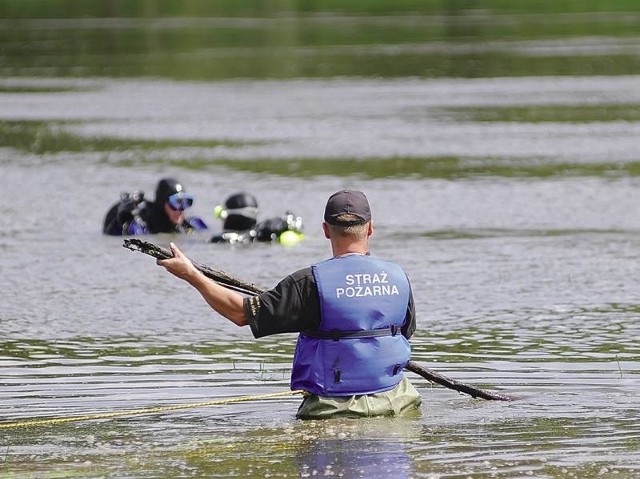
[0, 390, 304, 430]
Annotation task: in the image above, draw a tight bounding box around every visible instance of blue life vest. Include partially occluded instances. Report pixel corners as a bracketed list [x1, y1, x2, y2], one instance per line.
[291, 254, 411, 396]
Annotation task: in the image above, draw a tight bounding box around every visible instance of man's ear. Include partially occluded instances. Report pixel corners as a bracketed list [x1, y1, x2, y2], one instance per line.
[322, 222, 331, 239]
[367, 221, 373, 237]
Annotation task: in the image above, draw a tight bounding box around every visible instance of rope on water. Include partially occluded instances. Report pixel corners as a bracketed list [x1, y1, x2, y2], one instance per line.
[0, 390, 304, 430]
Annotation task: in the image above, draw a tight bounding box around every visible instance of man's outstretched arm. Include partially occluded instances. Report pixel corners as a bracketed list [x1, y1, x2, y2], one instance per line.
[156, 242, 248, 326]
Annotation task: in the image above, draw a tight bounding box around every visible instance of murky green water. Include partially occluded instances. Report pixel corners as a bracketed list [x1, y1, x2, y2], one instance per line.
[2, 2, 640, 478]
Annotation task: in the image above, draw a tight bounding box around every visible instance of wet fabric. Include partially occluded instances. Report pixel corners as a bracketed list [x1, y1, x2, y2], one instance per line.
[102, 198, 207, 235]
[210, 214, 303, 244]
[295, 377, 422, 420]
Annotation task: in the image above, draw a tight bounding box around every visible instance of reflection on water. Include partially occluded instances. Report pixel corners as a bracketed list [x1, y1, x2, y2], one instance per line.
[2, 3, 640, 478]
[2, 6, 640, 80]
[3, 289, 640, 477]
[3, 140, 640, 478]
[2, 76, 640, 177]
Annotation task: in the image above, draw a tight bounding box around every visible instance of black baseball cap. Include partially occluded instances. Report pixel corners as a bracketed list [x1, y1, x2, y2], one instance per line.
[324, 190, 371, 226]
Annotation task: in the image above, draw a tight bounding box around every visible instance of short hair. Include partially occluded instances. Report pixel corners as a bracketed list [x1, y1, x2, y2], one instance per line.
[326, 214, 369, 239]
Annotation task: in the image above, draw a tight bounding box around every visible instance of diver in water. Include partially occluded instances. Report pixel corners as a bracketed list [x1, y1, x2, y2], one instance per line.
[209, 192, 304, 246]
[102, 177, 208, 236]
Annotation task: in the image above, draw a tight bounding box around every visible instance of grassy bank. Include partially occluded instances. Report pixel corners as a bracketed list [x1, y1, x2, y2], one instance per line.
[1, 0, 640, 18]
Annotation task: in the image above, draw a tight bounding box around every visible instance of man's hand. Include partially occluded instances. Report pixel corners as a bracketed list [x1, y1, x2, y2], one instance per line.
[157, 242, 199, 281]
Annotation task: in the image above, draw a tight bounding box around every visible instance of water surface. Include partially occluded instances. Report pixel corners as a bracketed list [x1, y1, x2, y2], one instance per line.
[2, 4, 640, 478]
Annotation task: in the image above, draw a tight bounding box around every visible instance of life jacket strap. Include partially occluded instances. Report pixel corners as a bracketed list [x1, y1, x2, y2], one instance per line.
[301, 325, 400, 341]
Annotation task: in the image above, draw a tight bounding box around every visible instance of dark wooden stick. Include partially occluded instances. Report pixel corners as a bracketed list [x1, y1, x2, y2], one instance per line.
[406, 360, 514, 401]
[123, 238, 265, 295]
[123, 239, 514, 401]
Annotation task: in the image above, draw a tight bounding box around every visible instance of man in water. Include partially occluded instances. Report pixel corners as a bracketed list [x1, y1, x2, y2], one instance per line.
[209, 191, 304, 246]
[157, 190, 421, 419]
[103, 177, 207, 236]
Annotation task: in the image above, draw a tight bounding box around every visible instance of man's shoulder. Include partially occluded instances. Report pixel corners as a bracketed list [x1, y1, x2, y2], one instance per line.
[287, 266, 314, 282]
[274, 266, 315, 295]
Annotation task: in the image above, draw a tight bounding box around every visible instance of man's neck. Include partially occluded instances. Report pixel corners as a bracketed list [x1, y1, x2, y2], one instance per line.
[334, 251, 366, 258]
[331, 242, 368, 257]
